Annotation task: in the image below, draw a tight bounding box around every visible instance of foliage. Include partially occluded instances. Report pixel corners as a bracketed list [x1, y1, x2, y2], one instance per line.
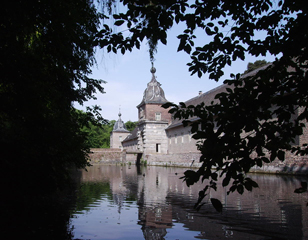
[97, 0, 308, 210]
[81, 118, 116, 148]
[79, 114, 136, 148]
[125, 120, 138, 132]
[243, 60, 269, 74]
[0, 0, 110, 193]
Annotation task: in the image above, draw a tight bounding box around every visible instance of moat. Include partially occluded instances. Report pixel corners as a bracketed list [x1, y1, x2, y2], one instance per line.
[69, 165, 308, 240]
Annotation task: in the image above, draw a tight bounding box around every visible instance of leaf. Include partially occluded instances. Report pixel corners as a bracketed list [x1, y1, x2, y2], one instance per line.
[177, 37, 187, 52]
[277, 150, 285, 161]
[211, 172, 218, 181]
[184, 44, 192, 54]
[250, 180, 259, 188]
[113, 14, 121, 19]
[244, 181, 252, 191]
[162, 102, 177, 109]
[161, 37, 167, 45]
[210, 198, 223, 212]
[237, 185, 244, 194]
[179, 102, 186, 108]
[222, 176, 230, 187]
[114, 20, 125, 26]
[195, 202, 206, 211]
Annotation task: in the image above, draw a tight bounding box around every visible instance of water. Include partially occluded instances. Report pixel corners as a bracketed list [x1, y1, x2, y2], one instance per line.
[69, 165, 308, 240]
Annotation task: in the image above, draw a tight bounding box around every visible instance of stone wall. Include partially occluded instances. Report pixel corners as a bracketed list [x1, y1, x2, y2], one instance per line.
[126, 152, 139, 163]
[145, 152, 202, 168]
[89, 148, 125, 164]
[250, 151, 308, 175]
[166, 125, 199, 154]
[89, 148, 308, 175]
[144, 151, 308, 175]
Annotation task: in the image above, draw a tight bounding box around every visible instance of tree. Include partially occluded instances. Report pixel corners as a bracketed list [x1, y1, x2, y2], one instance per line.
[0, 0, 112, 193]
[98, 0, 308, 209]
[80, 119, 135, 148]
[81, 116, 116, 148]
[243, 60, 269, 74]
[125, 120, 138, 132]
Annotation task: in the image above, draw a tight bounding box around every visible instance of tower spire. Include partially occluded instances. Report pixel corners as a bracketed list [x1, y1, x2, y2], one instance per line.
[137, 65, 168, 108]
[150, 62, 156, 79]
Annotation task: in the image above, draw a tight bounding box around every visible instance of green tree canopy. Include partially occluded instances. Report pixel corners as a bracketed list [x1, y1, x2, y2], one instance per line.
[125, 120, 138, 132]
[80, 118, 136, 148]
[81, 116, 116, 148]
[97, 0, 308, 208]
[243, 60, 269, 74]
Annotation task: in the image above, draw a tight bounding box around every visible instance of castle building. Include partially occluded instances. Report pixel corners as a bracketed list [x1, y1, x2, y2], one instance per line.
[121, 66, 171, 155]
[120, 66, 234, 156]
[110, 112, 130, 149]
[115, 65, 308, 169]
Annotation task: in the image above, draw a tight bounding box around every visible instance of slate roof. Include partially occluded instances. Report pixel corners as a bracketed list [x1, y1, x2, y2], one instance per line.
[122, 126, 138, 142]
[113, 113, 130, 133]
[166, 63, 272, 130]
[136, 67, 168, 107]
[166, 84, 229, 130]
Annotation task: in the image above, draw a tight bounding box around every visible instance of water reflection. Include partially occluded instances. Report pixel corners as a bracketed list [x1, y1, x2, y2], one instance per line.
[70, 165, 308, 240]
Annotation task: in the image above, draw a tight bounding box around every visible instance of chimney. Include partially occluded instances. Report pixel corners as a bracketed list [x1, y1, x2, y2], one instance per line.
[199, 91, 202, 95]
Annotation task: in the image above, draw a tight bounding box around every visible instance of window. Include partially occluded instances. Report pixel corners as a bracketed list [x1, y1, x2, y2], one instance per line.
[119, 136, 122, 141]
[156, 143, 161, 153]
[155, 112, 161, 121]
[181, 132, 184, 143]
[175, 134, 177, 144]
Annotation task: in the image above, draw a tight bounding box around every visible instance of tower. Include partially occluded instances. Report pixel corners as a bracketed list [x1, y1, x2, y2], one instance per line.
[135, 65, 171, 154]
[110, 111, 130, 149]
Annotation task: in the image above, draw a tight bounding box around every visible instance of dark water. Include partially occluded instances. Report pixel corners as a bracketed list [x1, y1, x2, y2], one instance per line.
[69, 165, 308, 240]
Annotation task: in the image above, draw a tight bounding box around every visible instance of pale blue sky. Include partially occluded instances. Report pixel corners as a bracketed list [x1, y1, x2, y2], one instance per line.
[75, 19, 277, 122]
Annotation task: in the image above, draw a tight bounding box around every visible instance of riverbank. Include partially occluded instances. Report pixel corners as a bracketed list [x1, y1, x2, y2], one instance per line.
[89, 148, 308, 176]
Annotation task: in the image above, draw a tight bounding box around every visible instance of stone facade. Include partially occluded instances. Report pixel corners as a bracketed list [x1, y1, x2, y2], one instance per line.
[89, 148, 125, 164]
[122, 66, 171, 155]
[137, 121, 170, 154]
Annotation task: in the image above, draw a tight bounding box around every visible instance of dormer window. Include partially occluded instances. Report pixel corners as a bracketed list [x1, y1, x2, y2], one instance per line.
[155, 112, 161, 121]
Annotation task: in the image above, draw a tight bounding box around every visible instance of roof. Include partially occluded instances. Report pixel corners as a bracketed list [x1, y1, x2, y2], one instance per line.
[166, 63, 272, 130]
[166, 84, 230, 130]
[122, 127, 138, 142]
[136, 66, 168, 108]
[112, 113, 130, 133]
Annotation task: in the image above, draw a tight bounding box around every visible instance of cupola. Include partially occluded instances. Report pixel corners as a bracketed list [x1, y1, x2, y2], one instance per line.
[137, 65, 168, 108]
[113, 112, 129, 132]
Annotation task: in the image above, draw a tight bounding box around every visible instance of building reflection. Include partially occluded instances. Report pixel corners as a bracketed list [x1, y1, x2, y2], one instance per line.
[138, 204, 171, 240]
[79, 165, 308, 240]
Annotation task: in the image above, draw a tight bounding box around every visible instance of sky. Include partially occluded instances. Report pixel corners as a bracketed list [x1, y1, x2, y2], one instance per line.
[75, 17, 277, 123]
